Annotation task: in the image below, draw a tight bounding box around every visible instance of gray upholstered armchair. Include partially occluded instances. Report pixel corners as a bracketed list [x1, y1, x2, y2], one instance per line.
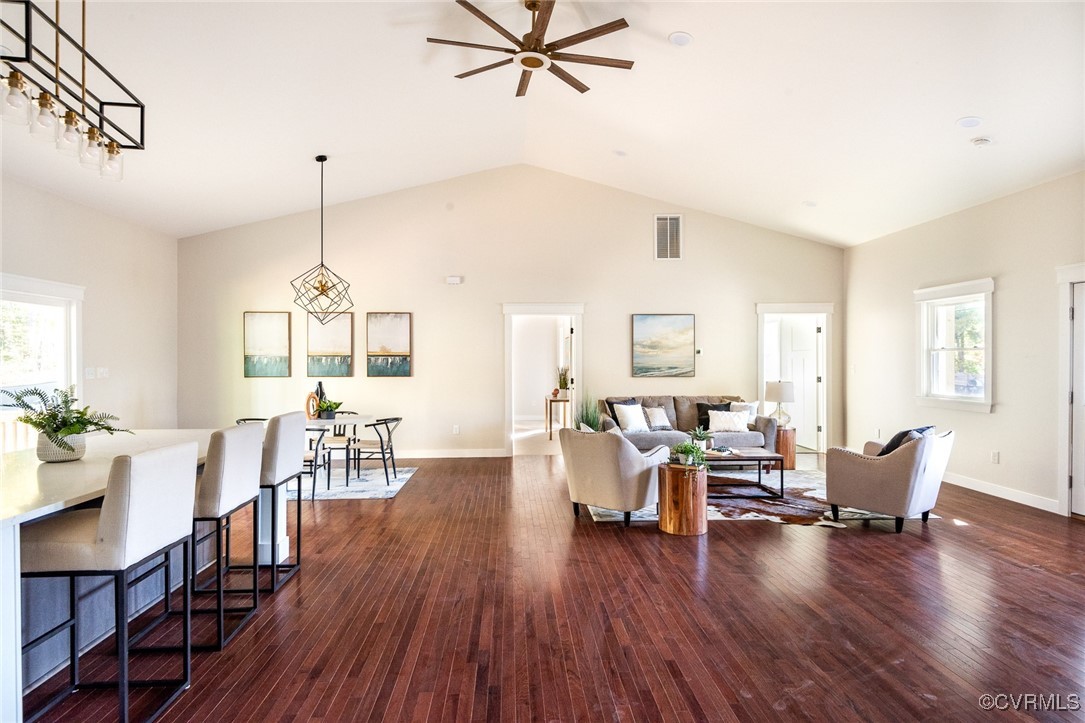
[558, 428, 669, 526]
[826, 430, 954, 533]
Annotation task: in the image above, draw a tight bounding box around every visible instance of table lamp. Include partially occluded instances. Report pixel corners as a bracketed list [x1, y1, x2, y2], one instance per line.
[765, 381, 795, 428]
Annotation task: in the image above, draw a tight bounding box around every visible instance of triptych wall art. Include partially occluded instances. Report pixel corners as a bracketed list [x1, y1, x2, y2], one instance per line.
[243, 311, 412, 378]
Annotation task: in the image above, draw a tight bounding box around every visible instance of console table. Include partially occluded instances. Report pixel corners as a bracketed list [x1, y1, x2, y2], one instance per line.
[544, 394, 570, 440]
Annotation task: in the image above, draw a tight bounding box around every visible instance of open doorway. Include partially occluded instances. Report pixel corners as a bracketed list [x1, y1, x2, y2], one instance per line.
[757, 304, 833, 460]
[503, 303, 584, 457]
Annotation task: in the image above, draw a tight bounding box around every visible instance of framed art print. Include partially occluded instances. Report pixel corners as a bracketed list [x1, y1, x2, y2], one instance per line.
[632, 314, 695, 377]
[307, 312, 353, 377]
[244, 311, 291, 377]
[367, 312, 412, 377]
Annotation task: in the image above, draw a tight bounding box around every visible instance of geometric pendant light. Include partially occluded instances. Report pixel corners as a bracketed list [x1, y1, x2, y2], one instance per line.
[291, 155, 353, 325]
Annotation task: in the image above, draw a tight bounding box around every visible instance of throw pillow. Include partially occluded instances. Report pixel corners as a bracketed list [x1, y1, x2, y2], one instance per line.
[729, 401, 759, 424]
[606, 397, 638, 421]
[708, 409, 749, 433]
[614, 403, 650, 433]
[696, 402, 730, 429]
[643, 406, 673, 431]
[878, 426, 934, 456]
[578, 423, 596, 433]
[605, 425, 625, 438]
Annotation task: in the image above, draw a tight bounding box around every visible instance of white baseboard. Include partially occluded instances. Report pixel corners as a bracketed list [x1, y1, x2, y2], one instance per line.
[944, 472, 1059, 514]
[400, 448, 508, 458]
[514, 415, 545, 422]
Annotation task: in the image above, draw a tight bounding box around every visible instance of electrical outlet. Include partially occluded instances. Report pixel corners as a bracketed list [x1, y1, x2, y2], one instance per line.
[991, 451, 1000, 464]
[452, 424, 460, 435]
[85, 368, 96, 380]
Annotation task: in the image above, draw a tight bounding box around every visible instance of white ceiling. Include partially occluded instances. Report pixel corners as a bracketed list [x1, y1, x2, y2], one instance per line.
[2, 1, 1082, 247]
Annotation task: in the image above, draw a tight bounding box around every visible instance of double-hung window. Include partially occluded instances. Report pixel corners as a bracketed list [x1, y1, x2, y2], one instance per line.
[915, 277, 993, 412]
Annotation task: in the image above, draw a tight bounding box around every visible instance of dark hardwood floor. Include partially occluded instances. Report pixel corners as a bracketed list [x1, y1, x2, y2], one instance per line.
[26, 456, 1085, 721]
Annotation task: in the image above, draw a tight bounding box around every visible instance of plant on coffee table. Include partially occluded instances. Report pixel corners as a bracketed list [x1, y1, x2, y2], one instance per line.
[688, 426, 712, 451]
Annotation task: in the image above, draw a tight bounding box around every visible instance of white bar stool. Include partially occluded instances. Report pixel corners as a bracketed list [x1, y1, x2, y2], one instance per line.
[191, 423, 264, 651]
[20, 442, 198, 723]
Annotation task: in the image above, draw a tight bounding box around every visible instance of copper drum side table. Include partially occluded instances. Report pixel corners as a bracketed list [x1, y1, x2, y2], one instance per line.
[658, 463, 708, 536]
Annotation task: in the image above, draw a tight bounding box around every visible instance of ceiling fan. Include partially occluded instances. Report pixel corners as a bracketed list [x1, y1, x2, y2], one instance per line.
[427, 0, 634, 97]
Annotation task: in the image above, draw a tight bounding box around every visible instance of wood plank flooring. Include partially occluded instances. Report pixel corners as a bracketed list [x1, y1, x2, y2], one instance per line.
[26, 456, 1085, 721]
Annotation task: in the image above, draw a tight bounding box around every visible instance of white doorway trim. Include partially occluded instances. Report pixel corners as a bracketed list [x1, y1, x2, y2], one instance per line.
[756, 303, 834, 452]
[1056, 263, 1084, 517]
[503, 303, 584, 457]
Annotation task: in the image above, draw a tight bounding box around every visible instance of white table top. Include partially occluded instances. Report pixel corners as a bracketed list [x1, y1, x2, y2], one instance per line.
[305, 414, 375, 428]
[1, 429, 215, 527]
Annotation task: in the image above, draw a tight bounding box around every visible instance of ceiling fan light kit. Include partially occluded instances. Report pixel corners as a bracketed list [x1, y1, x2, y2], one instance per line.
[428, 0, 634, 97]
[1, 0, 144, 181]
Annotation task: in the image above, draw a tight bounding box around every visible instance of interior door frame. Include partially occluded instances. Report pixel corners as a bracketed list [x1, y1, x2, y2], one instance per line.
[503, 303, 584, 457]
[1056, 263, 1085, 516]
[756, 303, 833, 453]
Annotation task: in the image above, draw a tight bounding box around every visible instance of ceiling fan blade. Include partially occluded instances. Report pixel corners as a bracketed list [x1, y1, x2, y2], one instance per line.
[547, 52, 634, 70]
[456, 57, 515, 79]
[428, 37, 516, 54]
[522, 0, 556, 51]
[547, 63, 589, 93]
[455, 0, 524, 49]
[544, 18, 629, 51]
[516, 69, 532, 97]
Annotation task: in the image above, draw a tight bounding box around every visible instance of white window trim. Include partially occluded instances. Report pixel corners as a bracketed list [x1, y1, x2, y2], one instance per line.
[1, 272, 85, 396]
[914, 277, 993, 413]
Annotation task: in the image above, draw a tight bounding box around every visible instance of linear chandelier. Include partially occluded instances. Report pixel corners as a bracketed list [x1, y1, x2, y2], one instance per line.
[291, 155, 354, 325]
[0, 0, 145, 181]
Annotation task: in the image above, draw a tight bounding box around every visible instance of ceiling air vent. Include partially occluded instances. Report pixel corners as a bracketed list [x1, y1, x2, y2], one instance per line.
[654, 215, 682, 260]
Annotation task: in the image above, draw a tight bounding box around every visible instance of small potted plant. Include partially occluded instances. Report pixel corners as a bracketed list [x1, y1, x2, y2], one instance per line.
[1, 386, 130, 463]
[688, 426, 712, 451]
[556, 366, 570, 395]
[574, 392, 601, 432]
[316, 398, 342, 420]
[671, 441, 706, 467]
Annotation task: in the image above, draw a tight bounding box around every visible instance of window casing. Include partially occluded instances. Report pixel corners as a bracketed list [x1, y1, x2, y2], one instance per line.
[915, 277, 993, 412]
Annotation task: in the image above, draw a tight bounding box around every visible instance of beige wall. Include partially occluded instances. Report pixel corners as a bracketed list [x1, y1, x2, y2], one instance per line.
[844, 172, 1085, 509]
[178, 165, 847, 454]
[1, 178, 179, 428]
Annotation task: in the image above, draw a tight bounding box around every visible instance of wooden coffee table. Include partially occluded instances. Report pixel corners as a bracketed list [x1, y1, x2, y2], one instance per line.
[704, 447, 785, 499]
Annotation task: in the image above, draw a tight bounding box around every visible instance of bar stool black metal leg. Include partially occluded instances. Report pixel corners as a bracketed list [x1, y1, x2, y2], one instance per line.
[115, 570, 129, 723]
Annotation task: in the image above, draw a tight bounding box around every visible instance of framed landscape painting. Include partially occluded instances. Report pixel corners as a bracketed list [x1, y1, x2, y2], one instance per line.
[308, 312, 352, 377]
[244, 311, 291, 377]
[367, 312, 412, 377]
[632, 314, 695, 377]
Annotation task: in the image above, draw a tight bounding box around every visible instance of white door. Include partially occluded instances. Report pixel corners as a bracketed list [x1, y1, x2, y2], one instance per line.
[781, 315, 819, 450]
[1073, 284, 1084, 516]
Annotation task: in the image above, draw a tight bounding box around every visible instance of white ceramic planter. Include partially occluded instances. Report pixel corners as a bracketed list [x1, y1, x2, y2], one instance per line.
[36, 433, 86, 463]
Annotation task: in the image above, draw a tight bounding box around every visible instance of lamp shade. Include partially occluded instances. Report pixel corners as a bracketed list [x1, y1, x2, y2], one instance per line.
[764, 381, 795, 404]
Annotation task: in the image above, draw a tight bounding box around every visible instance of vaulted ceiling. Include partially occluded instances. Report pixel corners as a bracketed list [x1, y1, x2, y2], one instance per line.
[2, 1, 1082, 246]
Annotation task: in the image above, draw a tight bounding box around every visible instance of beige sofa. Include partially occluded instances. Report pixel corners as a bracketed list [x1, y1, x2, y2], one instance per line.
[598, 395, 777, 454]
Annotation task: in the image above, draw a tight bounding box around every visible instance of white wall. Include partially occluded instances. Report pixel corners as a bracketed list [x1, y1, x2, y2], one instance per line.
[177, 165, 847, 454]
[512, 315, 562, 420]
[0, 178, 179, 428]
[844, 172, 1085, 510]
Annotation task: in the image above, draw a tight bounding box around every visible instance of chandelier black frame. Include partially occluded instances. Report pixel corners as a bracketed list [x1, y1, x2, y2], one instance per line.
[1, 0, 144, 150]
[291, 155, 354, 325]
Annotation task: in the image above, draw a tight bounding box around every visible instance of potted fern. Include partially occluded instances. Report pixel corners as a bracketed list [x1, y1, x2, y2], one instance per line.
[1, 386, 130, 462]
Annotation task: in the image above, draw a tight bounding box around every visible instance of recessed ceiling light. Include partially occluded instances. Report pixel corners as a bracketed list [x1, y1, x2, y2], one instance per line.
[957, 116, 983, 128]
[970, 136, 993, 147]
[668, 31, 693, 47]
[613, 149, 627, 157]
[801, 200, 818, 208]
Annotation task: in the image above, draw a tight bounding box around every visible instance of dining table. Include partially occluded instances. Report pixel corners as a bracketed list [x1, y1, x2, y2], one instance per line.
[0, 429, 216, 723]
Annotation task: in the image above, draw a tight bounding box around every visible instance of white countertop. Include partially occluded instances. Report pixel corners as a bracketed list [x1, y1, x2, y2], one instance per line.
[1, 429, 215, 527]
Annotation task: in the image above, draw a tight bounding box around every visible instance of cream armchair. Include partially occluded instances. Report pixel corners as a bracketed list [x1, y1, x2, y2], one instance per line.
[559, 428, 670, 526]
[826, 430, 954, 533]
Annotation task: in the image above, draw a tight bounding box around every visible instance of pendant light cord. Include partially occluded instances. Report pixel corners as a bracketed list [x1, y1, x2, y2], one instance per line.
[320, 159, 324, 266]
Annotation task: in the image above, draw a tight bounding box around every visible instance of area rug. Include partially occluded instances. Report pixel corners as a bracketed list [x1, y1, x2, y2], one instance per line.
[285, 466, 416, 500]
[588, 469, 937, 527]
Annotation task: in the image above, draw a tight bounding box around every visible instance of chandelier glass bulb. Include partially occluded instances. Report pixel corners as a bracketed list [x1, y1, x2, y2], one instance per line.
[100, 141, 124, 181]
[2, 71, 30, 125]
[29, 92, 58, 141]
[56, 111, 82, 155]
[79, 126, 104, 169]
